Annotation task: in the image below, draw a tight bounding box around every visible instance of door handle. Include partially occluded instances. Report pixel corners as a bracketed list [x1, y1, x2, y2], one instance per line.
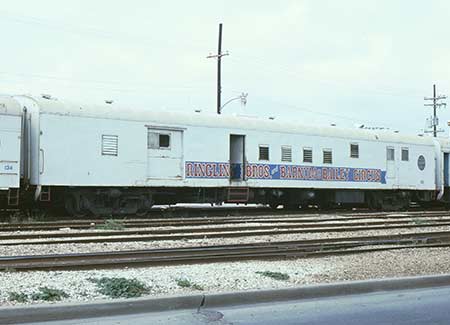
[39, 149, 45, 175]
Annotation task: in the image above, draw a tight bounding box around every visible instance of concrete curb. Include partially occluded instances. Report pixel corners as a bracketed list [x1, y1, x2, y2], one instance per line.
[2, 274, 450, 324]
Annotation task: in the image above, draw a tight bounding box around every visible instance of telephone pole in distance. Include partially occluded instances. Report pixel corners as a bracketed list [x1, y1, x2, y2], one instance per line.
[207, 23, 229, 114]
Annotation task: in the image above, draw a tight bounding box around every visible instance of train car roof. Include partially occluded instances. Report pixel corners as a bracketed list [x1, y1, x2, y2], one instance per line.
[0, 95, 24, 116]
[5, 94, 439, 146]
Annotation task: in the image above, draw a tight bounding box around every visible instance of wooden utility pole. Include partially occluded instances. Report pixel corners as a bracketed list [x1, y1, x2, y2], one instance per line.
[207, 23, 229, 114]
[424, 84, 447, 137]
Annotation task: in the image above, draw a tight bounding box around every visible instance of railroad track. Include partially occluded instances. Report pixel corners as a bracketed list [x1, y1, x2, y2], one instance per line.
[2, 230, 450, 271]
[3, 217, 450, 245]
[1, 210, 450, 232]
[0, 219, 450, 246]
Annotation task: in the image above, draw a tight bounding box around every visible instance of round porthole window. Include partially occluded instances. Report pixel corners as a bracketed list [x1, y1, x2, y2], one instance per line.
[418, 155, 426, 170]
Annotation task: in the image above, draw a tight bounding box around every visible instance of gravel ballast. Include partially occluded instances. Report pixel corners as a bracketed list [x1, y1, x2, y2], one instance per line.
[2, 247, 450, 306]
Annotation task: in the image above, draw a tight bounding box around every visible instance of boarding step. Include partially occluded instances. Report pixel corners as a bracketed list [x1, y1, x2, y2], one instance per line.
[40, 186, 51, 202]
[226, 187, 249, 203]
[7, 188, 19, 206]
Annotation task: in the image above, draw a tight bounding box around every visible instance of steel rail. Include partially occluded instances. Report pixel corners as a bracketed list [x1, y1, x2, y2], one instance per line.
[2, 213, 450, 232]
[2, 232, 450, 271]
[3, 223, 450, 246]
[3, 219, 450, 241]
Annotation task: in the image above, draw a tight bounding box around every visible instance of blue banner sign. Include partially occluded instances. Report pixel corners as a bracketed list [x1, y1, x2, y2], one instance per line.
[185, 161, 386, 184]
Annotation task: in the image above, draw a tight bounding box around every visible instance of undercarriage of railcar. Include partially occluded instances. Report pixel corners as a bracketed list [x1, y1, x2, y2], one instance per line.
[0, 185, 439, 217]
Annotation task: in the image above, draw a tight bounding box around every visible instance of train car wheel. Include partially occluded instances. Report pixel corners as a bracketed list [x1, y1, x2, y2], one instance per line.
[64, 195, 87, 218]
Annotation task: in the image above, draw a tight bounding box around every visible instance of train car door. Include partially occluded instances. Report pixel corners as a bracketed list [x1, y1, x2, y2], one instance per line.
[444, 152, 449, 187]
[230, 134, 245, 181]
[386, 146, 397, 183]
[147, 127, 184, 179]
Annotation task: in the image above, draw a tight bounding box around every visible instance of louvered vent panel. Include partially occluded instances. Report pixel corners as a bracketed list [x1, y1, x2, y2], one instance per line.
[102, 135, 118, 156]
[281, 146, 292, 162]
[323, 150, 332, 164]
[303, 148, 313, 163]
[350, 144, 359, 158]
[259, 146, 269, 161]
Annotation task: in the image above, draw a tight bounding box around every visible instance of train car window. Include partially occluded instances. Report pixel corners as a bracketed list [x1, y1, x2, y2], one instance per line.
[418, 155, 426, 170]
[159, 134, 170, 148]
[401, 148, 409, 161]
[303, 148, 313, 163]
[281, 146, 292, 162]
[101, 135, 119, 156]
[259, 145, 269, 161]
[387, 147, 395, 161]
[323, 149, 332, 164]
[148, 131, 171, 149]
[350, 143, 359, 158]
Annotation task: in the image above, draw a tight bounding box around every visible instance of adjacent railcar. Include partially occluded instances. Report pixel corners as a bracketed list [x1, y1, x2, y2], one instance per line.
[0, 94, 445, 215]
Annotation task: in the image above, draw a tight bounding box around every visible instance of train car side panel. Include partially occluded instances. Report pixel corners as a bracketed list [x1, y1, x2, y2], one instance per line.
[0, 114, 22, 190]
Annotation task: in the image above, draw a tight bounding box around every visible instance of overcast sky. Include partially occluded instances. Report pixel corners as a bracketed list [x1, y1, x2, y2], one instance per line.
[1, 1, 449, 134]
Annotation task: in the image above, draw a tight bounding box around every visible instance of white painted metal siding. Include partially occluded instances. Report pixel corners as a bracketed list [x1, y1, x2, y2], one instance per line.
[147, 128, 183, 179]
[0, 115, 21, 189]
[13, 95, 435, 192]
[38, 113, 147, 186]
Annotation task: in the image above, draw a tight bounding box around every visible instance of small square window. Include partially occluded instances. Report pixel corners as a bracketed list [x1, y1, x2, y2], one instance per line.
[323, 149, 332, 164]
[350, 144, 359, 158]
[159, 134, 170, 148]
[387, 147, 395, 161]
[148, 131, 171, 149]
[259, 145, 269, 161]
[401, 148, 409, 161]
[303, 148, 313, 163]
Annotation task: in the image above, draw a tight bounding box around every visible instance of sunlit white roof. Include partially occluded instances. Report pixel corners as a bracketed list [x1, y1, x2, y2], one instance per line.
[2, 94, 438, 146]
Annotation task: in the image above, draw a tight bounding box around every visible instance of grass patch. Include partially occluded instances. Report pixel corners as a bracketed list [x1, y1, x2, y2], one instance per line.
[256, 271, 290, 281]
[89, 277, 149, 298]
[31, 287, 69, 301]
[95, 219, 125, 230]
[412, 218, 425, 225]
[8, 292, 28, 303]
[175, 278, 203, 290]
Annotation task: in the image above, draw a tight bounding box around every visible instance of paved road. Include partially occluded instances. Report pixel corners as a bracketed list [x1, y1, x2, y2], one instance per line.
[29, 285, 450, 325]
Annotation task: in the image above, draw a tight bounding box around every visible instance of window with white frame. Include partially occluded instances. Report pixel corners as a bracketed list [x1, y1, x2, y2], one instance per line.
[350, 143, 359, 158]
[387, 147, 395, 161]
[259, 145, 269, 161]
[401, 147, 409, 161]
[148, 131, 171, 149]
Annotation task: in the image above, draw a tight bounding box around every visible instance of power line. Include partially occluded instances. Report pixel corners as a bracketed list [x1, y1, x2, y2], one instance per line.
[0, 71, 211, 91]
[250, 95, 392, 126]
[229, 56, 424, 98]
[0, 10, 209, 48]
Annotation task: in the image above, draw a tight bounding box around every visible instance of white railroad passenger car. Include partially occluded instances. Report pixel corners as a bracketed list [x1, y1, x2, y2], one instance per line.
[0, 94, 445, 215]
